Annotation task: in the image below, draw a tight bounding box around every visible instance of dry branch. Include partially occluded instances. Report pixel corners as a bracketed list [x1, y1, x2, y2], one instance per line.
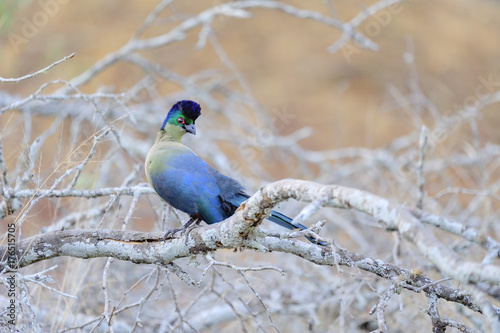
[1, 180, 498, 320]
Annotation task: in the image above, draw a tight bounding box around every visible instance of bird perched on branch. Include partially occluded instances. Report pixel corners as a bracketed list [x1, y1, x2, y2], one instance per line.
[145, 100, 322, 244]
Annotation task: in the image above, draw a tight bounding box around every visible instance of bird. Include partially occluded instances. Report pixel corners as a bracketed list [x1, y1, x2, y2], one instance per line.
[145, 100, 323, 245]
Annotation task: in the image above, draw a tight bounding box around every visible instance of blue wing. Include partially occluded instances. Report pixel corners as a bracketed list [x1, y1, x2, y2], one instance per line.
[148, 149, 244, 224]
[147, 143, 325, 244]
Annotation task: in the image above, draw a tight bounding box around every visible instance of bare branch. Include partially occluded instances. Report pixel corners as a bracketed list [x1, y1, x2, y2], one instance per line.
[247, 179, 500, 286]
[0, 53, 75, 83]
[1, 195, 496, 318]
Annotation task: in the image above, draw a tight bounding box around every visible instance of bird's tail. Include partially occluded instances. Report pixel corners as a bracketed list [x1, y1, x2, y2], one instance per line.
[269, 210, 326, 245]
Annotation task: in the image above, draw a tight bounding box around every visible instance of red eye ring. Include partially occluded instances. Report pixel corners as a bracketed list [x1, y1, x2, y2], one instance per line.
[176, 117, 185, 125]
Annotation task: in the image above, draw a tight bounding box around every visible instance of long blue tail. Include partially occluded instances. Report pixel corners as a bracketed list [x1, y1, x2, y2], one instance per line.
[268, 210, 326, 245]
[231, 194, 326, 245]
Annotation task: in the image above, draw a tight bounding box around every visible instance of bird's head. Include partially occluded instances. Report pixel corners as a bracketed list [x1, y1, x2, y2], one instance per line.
[161, 100, 201, 139]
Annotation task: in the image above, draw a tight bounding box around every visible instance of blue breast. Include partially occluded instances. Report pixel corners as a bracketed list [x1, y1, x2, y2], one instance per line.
[148, 150, 234, 224]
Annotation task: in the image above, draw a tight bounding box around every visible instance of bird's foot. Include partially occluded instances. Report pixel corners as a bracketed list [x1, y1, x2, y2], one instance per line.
[162, 224, 201, 244]
[163, 228, 184, 242]
[163, 217, 202, 243]
[182, 223, 200, 245]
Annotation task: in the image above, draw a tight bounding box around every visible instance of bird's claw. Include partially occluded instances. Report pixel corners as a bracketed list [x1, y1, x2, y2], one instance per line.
[162, 224, 200, 244]
[163, 228, 183, 242]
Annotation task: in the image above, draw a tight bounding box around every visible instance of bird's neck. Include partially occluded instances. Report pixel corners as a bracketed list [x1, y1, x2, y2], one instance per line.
[156, 124, 185, 143]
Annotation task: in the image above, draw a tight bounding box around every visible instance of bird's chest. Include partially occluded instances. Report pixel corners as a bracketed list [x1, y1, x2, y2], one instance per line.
[146, 146, 216, 215]
[147, 151, 191, 192]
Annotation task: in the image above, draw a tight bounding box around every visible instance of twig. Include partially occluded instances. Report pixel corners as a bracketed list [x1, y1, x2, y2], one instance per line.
[203, 254, 285, 276]
[130, 267, 162, 332]
[239, 270, 281, 333]
[102, 258, 115, 330]
[328, 0, 402, 53]
[369, 283, 397, 333]
[0, 53, 75, 83]
[167, 271, 199, 332]
[132, 0, 174, 39]
[416, 125, 428, 209]
[0, 139, 9, 189]
[166, 262, 195, 286]
[4, 184, 154, 199]
[67, 128, 112, 190]
[19, 267, 78, 300]
[425, 292, 445, 333]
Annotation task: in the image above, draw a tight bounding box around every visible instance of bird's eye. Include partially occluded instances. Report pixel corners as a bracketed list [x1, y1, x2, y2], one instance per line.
[176, 117, 185, 125]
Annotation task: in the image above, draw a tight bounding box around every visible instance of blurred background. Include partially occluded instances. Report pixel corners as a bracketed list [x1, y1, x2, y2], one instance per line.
[2, 0, 499, 149]
[1, 0, 499, 332]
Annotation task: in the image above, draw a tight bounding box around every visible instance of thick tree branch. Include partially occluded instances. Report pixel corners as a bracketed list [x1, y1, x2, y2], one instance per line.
[1, 226, 496, 317]
[4, 179, 499, 288]
[1, 179, 498, 320]
[248, 179, 500, 286]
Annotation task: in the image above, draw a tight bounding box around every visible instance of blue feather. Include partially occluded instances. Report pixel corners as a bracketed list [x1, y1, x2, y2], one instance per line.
[146, 100, 324, 245]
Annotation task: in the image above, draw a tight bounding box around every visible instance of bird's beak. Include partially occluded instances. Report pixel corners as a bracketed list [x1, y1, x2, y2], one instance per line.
[184, 124, 196, 135]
